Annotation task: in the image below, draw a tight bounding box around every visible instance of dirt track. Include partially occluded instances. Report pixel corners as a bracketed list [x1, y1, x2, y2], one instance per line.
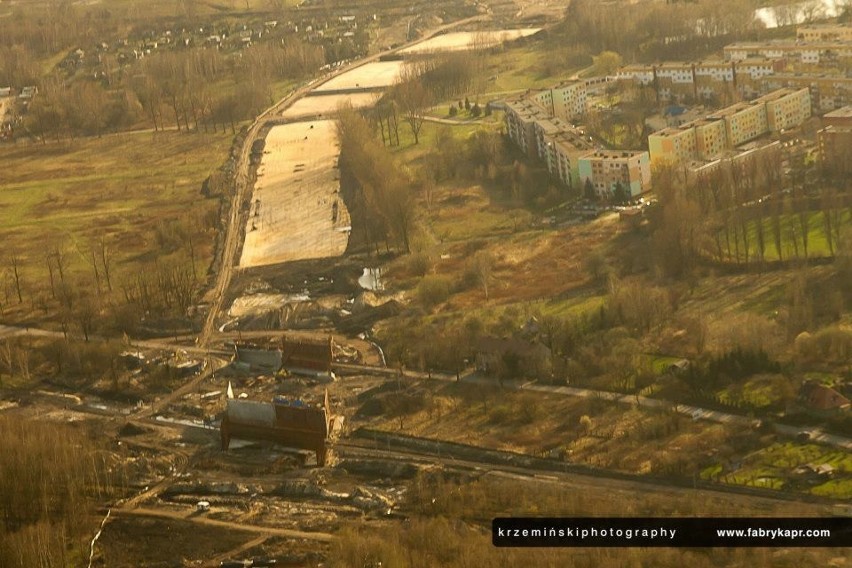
[112, 507, 335, 542]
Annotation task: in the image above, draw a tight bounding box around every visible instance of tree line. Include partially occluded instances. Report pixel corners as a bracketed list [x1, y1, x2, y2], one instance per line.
[649, 146, 852, 278]
[553, 0, 768, 63]
[336, 104, 415, 254]
[1, 211, 216, 342]
[21, 39, 324, 141]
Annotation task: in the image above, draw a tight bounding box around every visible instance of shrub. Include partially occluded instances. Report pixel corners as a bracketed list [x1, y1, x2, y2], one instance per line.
[417, 275, 452, 307]
[408, 251, 434, 277]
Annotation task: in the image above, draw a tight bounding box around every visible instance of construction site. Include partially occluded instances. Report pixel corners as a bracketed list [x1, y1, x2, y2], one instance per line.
[3, 2, 850, 565]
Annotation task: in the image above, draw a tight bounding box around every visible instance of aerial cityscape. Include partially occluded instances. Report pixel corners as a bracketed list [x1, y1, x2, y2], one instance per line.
[0, 0, 850, 566]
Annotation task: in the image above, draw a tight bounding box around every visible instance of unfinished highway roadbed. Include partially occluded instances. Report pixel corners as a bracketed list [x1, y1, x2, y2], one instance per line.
[239, 120, 351, 269]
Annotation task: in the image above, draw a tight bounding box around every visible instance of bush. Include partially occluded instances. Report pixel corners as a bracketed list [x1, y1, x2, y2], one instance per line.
[408, 251, 434, 277]
[795, 326, 852, 364]
[417, 275, 452, 307]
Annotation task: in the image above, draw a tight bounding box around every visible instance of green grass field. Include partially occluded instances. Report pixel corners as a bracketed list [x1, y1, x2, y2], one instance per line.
[717, 210, 849, 263]
[0, 130, 231, 317]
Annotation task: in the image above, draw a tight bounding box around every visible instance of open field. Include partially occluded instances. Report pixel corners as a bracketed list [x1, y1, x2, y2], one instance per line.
[0, 130, 231, 317]
[399, 28, 542, 54]
[239, 120, 351, 268]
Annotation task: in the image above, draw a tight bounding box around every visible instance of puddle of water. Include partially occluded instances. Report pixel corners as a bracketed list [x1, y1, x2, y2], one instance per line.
[358, 267, 384, 291]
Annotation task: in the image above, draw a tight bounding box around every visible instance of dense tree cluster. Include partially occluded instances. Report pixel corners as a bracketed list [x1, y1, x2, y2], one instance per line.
[554, 0, 764, 62]
[1, 6, 324, 140]
[0, 416, 123, 567]
[649, 148, 851, 276]
[336, 105, 415, 254]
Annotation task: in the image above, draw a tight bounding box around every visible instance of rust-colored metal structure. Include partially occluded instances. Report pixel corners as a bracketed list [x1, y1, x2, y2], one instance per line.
[281, 336, 333, 374]
[231, 335, 334, 377]
[220, 391, 332, 466]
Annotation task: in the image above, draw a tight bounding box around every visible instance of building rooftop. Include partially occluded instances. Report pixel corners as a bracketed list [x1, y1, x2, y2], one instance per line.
[752, 87, 807, 103]
[505, 97, 549, 119]
[708, 101, 757, 118]
[580, 149, 647, 160]
[798, 23, 851, 30]
[725, 40, 852, 49]
[823, 105, 852, 118]
[767, 72, 851, 80]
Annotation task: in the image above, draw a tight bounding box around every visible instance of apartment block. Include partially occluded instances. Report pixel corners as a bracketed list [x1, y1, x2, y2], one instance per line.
[757, 87, 811, 131]
[616, 64, 655, 86]
[818, 124, 852, 174]
[531, 81, 587, 121]
[693, 118, 728, 159]
[616, 59, 780, 102]
[717, 101, 768, 147]
[648, 88, 811, 166]
[505, 98, 549, 157]
[822, 105, 852, 128]
[762, 74, 852, 112]
[578, 150, 652, 198]
[724, 41, 852, 65]
[533, 117, 595, 187]
[503, 80, 594, 187]
[648, 125, 698, 166]
[797, 24, 852, 42]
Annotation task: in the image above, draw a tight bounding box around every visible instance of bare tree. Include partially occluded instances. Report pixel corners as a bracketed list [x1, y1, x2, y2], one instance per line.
[470, 250, 495, 300]
[0, 340, 13, 386]
[9, 254, 23, 304]
[75, 294, 98, 342]
[393, 64, 432, 144]
[97, 235, 113, 291]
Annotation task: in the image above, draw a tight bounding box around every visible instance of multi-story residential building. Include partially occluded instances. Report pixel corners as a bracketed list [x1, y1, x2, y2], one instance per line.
[690, 140, 782, 178]
[692, 118, 728, 159]
[724, 40, 852, 65]
[544, 132, 593, 187]
[822, 105, 852, 128]
[616, 64, 655, 86]
[716, 101, 769, 147]
[533, 117, 595, 187]
[616, 59, 782, 102]
[648, 124, 699, 166]
[757, 87, 812, 131]
[530, 81, 587, 121]
[797, 24, 852, 42]
[504, 98, 549, 157]
[648, 89, 811, 166]
[578, 150, 651, 198]
[818, 124, 852, 175]
[761, 74, 852, 112]
[533, 117, 565, 163]
[503, 81, 594, 187]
